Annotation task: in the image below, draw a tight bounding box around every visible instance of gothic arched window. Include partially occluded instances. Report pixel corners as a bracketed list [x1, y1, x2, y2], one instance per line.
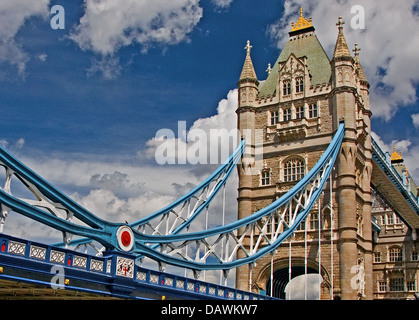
[283, 158, 305, 182]
[283, 80, 291, 96]
[295, 77, 304, 93]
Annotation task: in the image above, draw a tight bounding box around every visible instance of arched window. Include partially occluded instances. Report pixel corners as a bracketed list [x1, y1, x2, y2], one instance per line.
[283, 80, 291, 96]
[283, 158, 305, 182]
[295, 77, 304, 93]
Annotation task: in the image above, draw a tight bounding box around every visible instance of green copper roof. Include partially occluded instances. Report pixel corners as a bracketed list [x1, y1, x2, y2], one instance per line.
[258, 32, 331, 97]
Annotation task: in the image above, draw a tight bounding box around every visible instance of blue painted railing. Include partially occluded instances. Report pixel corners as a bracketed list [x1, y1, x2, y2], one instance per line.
[0, 233, 275, 300]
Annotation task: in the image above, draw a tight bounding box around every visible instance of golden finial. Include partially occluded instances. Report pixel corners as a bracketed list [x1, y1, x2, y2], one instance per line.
[291, 6, 313, 32]
[391, 145, 403, 162]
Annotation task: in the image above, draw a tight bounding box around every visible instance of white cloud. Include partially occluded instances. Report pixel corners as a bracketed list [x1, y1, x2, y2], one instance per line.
[70, 0, 203, 56]
[1, 90, 240, 285]
[0, 138, 25, 153]
[0, 0, 50, 76]
[211, 0, 234, 9]
[412, 114, 419, 128]
[71, 188, 176, 224]
[3, 154, 204, 241]
[37, 53, 47, 62]
[140, 89, 239, 168]
[86, 55, 122, 80]
[22, 156, 199, 198]
[269, 0, 419, 121]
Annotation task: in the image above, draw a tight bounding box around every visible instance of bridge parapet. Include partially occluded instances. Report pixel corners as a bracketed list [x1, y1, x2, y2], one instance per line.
[371, 138, 419, 228]
[0, 233, 275, 300]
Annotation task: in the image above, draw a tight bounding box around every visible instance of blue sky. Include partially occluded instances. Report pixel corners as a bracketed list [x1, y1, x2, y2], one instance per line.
[0, 0, 419, 255]
[0, 0, 418, 296]
[1, 0, 418, 164]
[0, 0, 283, 158]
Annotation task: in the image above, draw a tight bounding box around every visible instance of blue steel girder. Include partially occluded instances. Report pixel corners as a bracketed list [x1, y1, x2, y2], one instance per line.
[129, 123, 345, 271]
[371, 139, 419, 229]
[0, 123, 344, 273]
[0, 140, 245, 256]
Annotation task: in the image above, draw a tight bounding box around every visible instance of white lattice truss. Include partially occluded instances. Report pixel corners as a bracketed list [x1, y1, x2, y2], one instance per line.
[135, 154, 336, 271]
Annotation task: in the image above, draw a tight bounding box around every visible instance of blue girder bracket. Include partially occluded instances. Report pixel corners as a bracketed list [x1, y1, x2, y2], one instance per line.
[130, 123, 345, 270]
[0, 139, 245, 254]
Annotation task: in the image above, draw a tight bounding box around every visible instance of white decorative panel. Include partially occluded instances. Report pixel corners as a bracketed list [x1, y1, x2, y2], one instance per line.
[50, 250, 65, 264]
[8, 241, 26, 256]
[137, 271, 147, 281]
[29, 245, 46, 260]
[90, 259, 104, 272]
[115, 256, 134, 278]
[199, 284, 206, 293]
[176, 279, 184, 289]
[73, 255, 87, 269]
[164, 277, 173, 286]
[150, 274, 159, 284]
[187, 282, 195, 291]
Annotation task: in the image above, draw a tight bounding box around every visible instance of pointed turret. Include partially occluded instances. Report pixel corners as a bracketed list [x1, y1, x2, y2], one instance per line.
[333, 16, 352, 59]
[239, 40, 258, 84]
[353, 43, 369, 86]
[237, 40, 259, 108]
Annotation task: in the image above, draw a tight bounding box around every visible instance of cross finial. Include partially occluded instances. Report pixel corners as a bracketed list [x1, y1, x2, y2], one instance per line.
[353, 43, 361, 56]
[244, 40, 252, 54]
[266, 63, 272, 74]
[337, 16, 345, 30]
[300, 6, 303, 17]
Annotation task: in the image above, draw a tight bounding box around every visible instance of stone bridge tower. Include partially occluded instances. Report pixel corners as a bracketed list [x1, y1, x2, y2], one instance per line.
[236, 8, 373, 299]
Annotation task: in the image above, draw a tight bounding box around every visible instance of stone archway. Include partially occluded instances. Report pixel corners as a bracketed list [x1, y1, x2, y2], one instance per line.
[266, 265, 318, 299]
[255, 257, 331, 299]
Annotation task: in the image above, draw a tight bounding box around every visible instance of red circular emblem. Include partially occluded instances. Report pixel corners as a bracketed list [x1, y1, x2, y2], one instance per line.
[121, 230, 131, 247]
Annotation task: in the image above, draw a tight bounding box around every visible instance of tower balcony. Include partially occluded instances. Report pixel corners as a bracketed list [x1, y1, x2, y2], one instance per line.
[266, 117, 321, 142]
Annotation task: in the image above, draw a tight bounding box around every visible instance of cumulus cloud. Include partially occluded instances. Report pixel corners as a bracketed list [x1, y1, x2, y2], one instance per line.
[2, 89, 241, 282]
[268, 0, 419, 121]
[140, 89, 239, 169]
[68, 0, 203, 78]
[0, 0, 50, 77]
[70, 0, 203, 56]
[71, 188, 175, 224]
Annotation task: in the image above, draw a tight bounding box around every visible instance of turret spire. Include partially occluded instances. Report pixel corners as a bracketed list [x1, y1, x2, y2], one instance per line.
[333, 16, 352, 59]
[353, 43, 368, 83]
[239, 40, 258, 83]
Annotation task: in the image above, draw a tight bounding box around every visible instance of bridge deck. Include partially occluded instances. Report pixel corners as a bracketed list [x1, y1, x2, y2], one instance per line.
[372, 140, 419, 229]
[0, 233, 274, 300]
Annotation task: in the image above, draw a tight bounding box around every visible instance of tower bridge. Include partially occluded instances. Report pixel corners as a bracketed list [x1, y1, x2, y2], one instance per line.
[0, 8, 418, 300]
